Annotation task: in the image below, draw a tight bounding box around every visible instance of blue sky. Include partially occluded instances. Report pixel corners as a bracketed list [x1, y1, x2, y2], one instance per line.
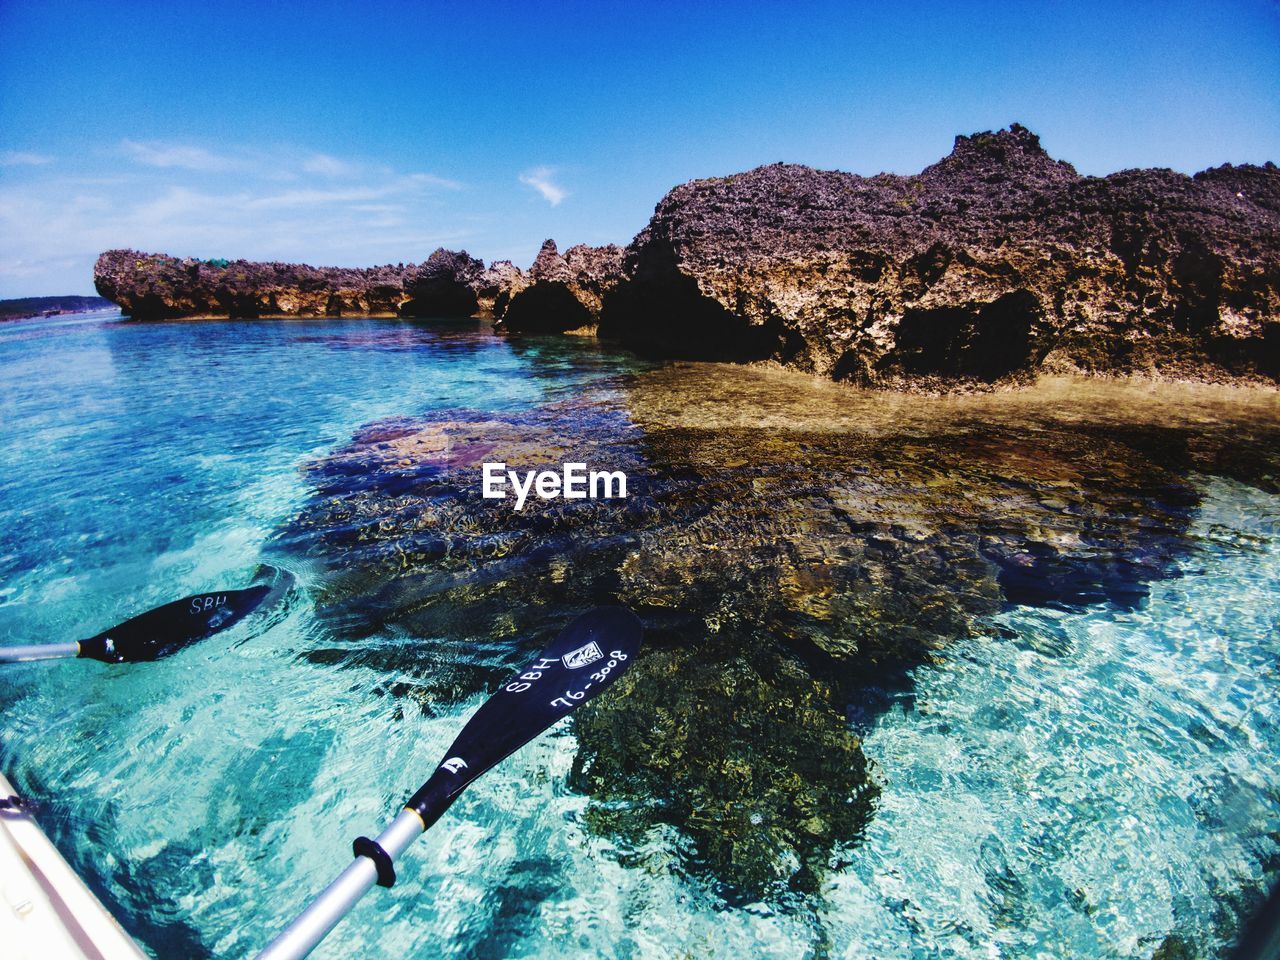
[1, 0, 1278, 297]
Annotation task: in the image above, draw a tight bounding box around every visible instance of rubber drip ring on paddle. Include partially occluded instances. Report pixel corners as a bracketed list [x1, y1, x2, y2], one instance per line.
[0, 795, 27, 813]
[353, 836, 396, 888]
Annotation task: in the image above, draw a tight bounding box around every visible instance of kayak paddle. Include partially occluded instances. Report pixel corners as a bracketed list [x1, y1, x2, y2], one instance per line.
[0, 564, 294, 665]
[257, 605, 643, 960]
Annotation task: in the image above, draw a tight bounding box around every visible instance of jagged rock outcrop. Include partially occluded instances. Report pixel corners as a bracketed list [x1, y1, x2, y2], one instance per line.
[497, 239, 625, 331]
[598, 124, 1280, 388]
[93, 248, 497, 320]
[399, 248, 484, 317]
[474, 259, 527, 318]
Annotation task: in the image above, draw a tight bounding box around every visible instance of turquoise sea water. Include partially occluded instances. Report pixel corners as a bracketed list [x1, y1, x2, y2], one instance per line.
[1, 311, 1278, 959]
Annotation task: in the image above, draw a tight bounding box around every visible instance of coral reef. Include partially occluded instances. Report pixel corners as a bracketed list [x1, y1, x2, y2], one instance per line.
[273, 367, 1280, 901]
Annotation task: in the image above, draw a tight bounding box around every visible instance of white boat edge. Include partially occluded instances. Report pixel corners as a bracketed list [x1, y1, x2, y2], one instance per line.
[0, 771, 149, 960]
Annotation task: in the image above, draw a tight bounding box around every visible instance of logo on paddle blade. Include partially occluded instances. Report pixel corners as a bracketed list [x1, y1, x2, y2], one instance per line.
[441, 757, 468, 774]
[561, 641, 603, 670]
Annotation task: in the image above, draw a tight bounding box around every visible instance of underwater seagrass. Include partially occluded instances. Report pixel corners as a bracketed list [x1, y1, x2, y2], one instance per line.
[274, 365, 1280, 903]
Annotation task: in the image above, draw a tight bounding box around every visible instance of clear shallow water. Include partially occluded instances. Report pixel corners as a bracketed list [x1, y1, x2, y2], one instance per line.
[0, 312, 1278, 959]
[830, 479, 1280, 958]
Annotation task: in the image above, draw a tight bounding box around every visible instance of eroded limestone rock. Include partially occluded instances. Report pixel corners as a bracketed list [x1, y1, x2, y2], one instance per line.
[498, 239, 625, 332]
[599, 125, 1280, 389]
[94, 248, 496, 320]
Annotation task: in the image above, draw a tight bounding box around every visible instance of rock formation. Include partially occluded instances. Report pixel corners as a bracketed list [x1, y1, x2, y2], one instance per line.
[600, 124, 1280, 388]
[474, 259, 527, 318]
[496, 239, 625, 331]
[93, 247, 503, 320]
[94, 124, 1280, 389]
[399, 248, 484, 317]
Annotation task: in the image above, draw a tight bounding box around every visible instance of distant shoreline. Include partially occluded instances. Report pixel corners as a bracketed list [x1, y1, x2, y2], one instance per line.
[0, 295, 115, 322]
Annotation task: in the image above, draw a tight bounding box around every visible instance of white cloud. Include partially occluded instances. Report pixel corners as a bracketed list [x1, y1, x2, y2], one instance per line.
[116, 142, 464, 189]
[246, 174, 460, 211]
[0, 174, 473, 296]
[0, 141, 471, 295]
[519, 166, 567, 206]
[407, 171, 463, 190]
[0, 151, 54, 167]
[120, 140, 237, 172]
[247, 185, 396, 210]
[301, 153, 359, 177]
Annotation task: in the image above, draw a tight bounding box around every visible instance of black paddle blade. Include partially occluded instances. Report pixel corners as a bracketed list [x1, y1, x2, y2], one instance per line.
[406, 605, 643, 827]
[76, 565, 295, 663]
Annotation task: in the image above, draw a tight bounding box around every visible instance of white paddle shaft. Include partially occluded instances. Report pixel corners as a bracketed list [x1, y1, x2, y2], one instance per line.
[0, 642, 78, 663]
[256, 809, 423, 960]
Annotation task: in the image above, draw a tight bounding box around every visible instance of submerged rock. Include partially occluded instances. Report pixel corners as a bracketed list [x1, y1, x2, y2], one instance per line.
[498, 239, 625, 331]
[598, 125, 1280, 389]
[273, 366, 1280, 903]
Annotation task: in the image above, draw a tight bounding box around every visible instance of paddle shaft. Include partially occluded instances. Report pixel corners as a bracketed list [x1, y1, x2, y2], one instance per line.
[0, 642, 80, 663]
[255, 605, 642, 960]
[257, 810, 423, 960]
[258, 775, 463, 960]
